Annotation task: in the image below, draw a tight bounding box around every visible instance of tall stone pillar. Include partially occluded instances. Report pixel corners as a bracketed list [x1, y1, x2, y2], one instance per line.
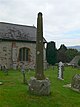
[35, 12, 45, 80]
[28, 12, 50, 95]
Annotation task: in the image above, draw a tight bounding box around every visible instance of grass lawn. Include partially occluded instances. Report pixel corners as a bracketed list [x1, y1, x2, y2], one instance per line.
[0, 66, 80, 107]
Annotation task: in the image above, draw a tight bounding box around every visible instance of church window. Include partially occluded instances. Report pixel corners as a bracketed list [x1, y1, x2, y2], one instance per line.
[19, 48, 29, 61]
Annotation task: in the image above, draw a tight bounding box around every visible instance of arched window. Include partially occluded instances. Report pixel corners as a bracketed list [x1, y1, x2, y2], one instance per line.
[19, 47, 29, 61]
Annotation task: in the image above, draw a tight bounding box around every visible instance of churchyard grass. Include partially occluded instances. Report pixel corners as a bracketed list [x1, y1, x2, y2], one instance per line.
[0, 66, 80, 107]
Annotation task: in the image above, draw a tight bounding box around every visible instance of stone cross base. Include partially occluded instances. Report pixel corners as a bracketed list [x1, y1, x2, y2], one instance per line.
[28, 77, 51, 95]
[58, 77, 64, 80]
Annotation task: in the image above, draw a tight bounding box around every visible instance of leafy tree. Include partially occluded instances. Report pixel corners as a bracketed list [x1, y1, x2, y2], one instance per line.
[66, 48, 78, 62]
[57, 44, 80, 63]
[58, 44, 67, 52]
[57, 44, 67, 63]
[57, 50, 67, 63]
[46, 41, 57, 65]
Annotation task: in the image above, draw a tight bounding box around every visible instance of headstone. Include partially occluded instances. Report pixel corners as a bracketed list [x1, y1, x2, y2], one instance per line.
[28, 12, 50, 95]
[58, 61, 64, 80]
[21, 63, 27, 84]
[3, 65, 8, 75]
[71, 74, 80, 91]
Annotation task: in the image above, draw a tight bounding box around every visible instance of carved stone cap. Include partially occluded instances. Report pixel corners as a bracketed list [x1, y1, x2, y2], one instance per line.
[38, 12, 42, 16]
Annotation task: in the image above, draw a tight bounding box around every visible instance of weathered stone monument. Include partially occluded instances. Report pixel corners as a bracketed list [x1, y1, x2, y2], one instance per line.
[71, 74, 80, 92]
[35, 12, 45, 80]
[58, 61, 64, 80]
[21, 63, 27, 84]
[3, 65, 8, 75]
[28, 12, 50, 95]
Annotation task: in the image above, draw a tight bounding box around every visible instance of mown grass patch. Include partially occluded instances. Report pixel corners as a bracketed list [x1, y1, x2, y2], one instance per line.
[0, 66, 80, 107]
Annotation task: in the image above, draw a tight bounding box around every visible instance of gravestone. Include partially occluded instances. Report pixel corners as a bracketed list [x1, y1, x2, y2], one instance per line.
[3, 65, 8, 75]
[21, 63, 27, 84]
[71, 74, 80, 91]
[28, 12, 50, 95]
[58, 61, 64, 80]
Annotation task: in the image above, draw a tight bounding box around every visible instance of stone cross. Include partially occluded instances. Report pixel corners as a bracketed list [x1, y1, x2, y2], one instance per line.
[35, 12, 45, 80]
[58, 61, 64, 80]
[28, 12, 50, 95]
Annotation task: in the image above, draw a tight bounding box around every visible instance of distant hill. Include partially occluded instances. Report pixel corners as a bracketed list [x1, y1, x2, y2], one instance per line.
[67, 45, 80, 51]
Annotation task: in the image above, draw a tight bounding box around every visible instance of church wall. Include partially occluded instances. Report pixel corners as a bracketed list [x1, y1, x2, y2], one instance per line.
[0, 41, 36, 69]
[0, 41, 12, 68]
[0, 41, 47, 69]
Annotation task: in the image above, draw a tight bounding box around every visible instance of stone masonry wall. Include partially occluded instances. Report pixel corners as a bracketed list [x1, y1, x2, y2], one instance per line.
[0, 41, 12, 68]
[0, 41, 47, 69]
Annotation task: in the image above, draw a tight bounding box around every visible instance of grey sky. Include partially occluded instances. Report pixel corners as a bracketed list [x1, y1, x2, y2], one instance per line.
[0, 0, 80, 48]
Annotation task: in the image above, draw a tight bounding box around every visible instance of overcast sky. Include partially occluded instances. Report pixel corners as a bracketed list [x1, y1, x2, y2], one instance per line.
[0, 0, 80, 48]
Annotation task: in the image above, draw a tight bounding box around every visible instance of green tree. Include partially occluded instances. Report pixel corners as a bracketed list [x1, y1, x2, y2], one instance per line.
[57, 44, 67, 63]
[66, 48, 78, 62]
[58, 44, 67, 52]
[57, 50, 67, 63]
[46, 41, 57, 65]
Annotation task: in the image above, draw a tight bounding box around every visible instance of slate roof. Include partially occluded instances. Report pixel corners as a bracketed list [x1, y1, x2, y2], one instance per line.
[0, 22, 47, 43]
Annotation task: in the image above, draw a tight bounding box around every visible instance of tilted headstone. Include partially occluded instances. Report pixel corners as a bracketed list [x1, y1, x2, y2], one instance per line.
[71, 74, 80, 91]
[58, 61, 64, 80]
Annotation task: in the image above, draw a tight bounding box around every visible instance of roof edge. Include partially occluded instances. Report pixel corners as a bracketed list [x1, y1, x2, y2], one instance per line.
[0, 22, 36, 29]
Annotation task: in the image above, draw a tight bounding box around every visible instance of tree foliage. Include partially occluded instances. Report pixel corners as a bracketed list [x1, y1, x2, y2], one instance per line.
[58, 44, 67, 52]
[46, 43, 80, 64]
[57, 44, 67, 63]
[57, 50, 67, 63]
[46, 41, 57, 65]
[57, 44, 80, 63]
[78, 59, 80, 66]
[66, 48, 79, 62]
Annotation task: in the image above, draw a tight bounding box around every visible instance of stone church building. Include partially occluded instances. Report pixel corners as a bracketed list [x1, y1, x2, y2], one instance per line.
[0, 22, 47, 69]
